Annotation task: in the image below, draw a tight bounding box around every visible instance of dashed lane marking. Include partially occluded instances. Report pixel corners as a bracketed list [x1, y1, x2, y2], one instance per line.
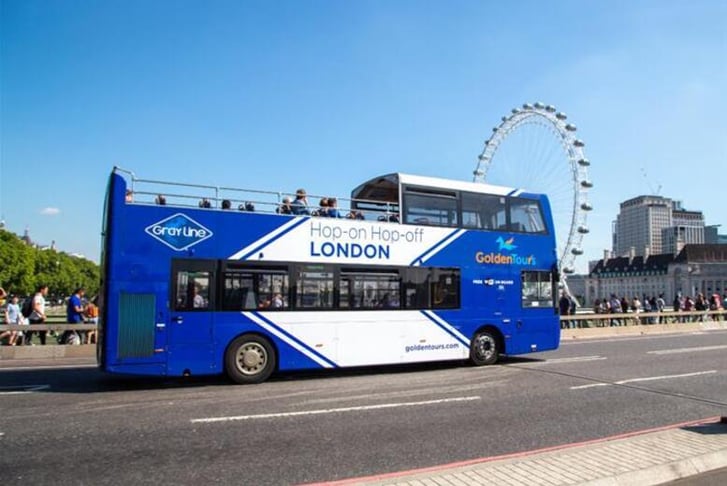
[570, 370, 717, 390]
[191, 396, 481, 424]
[647, 344, 727, 355]
[0, 384, 51, 395]
[516, 355, 607, 366]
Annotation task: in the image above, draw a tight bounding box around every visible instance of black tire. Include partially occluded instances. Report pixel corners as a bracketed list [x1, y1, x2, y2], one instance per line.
[469, 329, 500, 366]
[225, 334, 276, 384]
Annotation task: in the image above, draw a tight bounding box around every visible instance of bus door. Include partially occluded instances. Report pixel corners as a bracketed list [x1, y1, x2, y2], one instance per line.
[518, 269, 559, 352]
[168, 260, 216, 374]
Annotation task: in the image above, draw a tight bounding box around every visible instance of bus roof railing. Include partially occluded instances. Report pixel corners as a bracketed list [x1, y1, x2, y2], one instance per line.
[116, 167, 400, 222]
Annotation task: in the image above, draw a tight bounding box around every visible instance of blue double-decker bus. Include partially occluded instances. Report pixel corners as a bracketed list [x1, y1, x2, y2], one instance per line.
[98, 168, 559, 383]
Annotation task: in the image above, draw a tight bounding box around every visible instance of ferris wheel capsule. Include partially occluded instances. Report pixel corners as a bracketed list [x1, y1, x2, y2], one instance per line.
[580, 202, 593, 211]
[571, 248, 584, 256]
[473, 168, 484, 177]
[580, 180, 593, 188]
[511, 108, 521, 114]
[545, 105, 556, 112]
[534, 102, 545, 109]
[578, 158, 590, 166]
[573, 139, 585, 147]
[565, 124, 577, 131]
[522, 103, 533, 110]
[577, 226, 590, 234]
[555, 112, 567, 120]
[562, 267, 575, 274]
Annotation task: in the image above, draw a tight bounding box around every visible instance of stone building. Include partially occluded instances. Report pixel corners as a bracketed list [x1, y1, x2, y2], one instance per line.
[584, 244, 727, 306]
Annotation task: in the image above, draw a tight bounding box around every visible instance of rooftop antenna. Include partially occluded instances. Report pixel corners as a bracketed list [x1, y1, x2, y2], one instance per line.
[640, 168, 662, 196]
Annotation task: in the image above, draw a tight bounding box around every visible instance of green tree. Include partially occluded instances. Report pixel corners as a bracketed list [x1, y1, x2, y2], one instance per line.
[0, 230, 35, 295]
[0, 229, 100, 298]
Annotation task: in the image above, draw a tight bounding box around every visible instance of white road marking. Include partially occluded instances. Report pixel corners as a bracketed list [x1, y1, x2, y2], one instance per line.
[647, 345, 727, 355]
[571, 370, 717, 390]
[0, 384, 51, 395]
[191, 396, 481, 424]
[518, 356, 607, 366]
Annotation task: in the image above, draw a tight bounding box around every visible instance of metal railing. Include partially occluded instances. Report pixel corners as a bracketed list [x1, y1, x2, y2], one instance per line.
[118, 167, 400, 222]
[559, 310, 726, 329]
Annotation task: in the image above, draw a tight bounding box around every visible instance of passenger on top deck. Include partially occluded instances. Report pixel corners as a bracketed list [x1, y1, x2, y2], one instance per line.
[291, 189, 311, 215]
[326, 197, 342, 218]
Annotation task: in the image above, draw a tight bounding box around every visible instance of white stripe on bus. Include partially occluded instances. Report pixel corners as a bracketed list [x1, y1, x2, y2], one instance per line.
[414, 229, 466, 266]
[421, 310, 470, 345]
[243, 312, 335, 368]
[228, 218, 305, 260]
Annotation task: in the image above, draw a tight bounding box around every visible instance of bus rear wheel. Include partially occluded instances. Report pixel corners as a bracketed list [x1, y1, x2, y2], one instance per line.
[470, 330, 499, 366]
[225, 335, 276, 384]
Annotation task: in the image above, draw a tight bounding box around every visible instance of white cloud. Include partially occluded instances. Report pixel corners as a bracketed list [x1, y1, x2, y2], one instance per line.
[40, 207, 61, 216]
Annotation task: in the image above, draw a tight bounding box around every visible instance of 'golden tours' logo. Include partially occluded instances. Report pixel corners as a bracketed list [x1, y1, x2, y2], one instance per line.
[475, 237, 537, 266]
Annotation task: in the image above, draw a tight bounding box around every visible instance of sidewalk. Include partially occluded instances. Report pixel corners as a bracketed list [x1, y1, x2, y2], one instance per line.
[321, 418, 727, 486]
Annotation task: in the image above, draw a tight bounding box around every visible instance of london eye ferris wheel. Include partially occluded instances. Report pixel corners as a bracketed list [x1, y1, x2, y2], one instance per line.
[472, 102, 593, 277]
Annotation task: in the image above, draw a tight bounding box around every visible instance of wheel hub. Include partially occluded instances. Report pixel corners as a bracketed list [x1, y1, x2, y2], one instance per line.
[237, 344, 267, 375]
[477, 336, 494, 359]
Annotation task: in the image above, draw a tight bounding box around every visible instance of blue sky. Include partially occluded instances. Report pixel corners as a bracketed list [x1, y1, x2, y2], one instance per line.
[1, 0, 725, 272]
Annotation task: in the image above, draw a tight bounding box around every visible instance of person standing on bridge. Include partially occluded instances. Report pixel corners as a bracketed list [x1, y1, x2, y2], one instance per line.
[25, 285, 49, 345]
[1, 294, 24, 345]
[62, 287, 85, 345]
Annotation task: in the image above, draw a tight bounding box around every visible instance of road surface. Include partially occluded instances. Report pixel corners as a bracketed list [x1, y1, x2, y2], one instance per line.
[2, 330, 727, 485]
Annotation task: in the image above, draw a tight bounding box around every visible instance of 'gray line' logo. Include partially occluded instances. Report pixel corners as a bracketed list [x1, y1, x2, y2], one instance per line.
[145, 213, 213, 251]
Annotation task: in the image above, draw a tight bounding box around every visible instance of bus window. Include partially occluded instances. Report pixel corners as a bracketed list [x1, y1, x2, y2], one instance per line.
[174, 271, 211, 311]
[521, 271, 554, 308]
[403, 189, 458, 227]
[510, 198, 547, 234]
[402, 268, 430, 309]
[340, 270, 400, 309]
[223, 267, 289, 311]
[462, 192, 506, 230]
[430, 268, 460, 309]
[296, 264, 334, 309]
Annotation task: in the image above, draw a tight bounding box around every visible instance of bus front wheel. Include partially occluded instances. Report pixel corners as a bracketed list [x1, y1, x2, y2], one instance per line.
[225, 334, 276, 384]
[470, 330, 499, 366]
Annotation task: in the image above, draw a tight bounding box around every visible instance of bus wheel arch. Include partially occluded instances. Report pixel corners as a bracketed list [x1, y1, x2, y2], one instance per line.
[469, 325, 504, 366]
[224, 333, 278, 384]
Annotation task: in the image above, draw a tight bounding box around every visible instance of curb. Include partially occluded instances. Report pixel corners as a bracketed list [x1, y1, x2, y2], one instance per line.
[310, 417, 727, 486]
